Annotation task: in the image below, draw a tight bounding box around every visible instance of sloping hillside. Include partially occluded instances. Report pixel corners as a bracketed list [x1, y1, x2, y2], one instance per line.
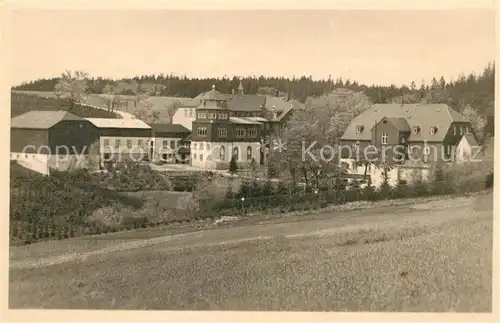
[11, 92, 121, 119]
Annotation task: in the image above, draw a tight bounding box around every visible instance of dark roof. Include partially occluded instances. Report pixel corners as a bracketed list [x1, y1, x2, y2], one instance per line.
[227, 94, 266, 112]
[11, 110, 83, 129]
[198, 87, 228, 101]
[381, 117, 411, 131]
[149, 123, 191, 134]
[341, 104, 469, 142]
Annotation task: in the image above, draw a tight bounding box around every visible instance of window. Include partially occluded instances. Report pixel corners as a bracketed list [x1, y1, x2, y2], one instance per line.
[218, 127, 228, 137]
[412, 127, 420, 135]
[446, 145, 452, 156]
[247, 146, 252, 160]
[207, 113, 215, 119]
[453, 125, 457, 135]
[104, 139, 109, 147]
[465, 126, 470, 134]
[199, 154, 203, 161]
[423, 145, 430, 155]
[248, 128, 258, 138]
[220, 146, 226, 160]
[150, 140, 154, 147]
[206, 143, 211, 151]
[407, 145, 414, 154]
[138, 140, 143, 147]
[200, 142, 204, 150]
[233, 147, 239, 161]
[193, 142, 197, 150]
[381, 133, 388, 145]
[460, 126, 464, 135]
[430, 126, 437, 135]
[193, 153, 197, 160]
[115, 139, 121, 148]
[189, 109, 193, 117]
[127, 140, 132, 149]
[163, 140, 168, 147]
[198, 112, 207, 119]
[184, 109, 188, 117]
[235, 128, 246, 138]
[356, 125, 364, 134]
[170, 140, 176, 150]
[197, 127, 208, 136]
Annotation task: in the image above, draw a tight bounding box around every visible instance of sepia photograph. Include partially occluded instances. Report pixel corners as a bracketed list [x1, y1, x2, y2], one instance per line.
[3, 1, 496, 316]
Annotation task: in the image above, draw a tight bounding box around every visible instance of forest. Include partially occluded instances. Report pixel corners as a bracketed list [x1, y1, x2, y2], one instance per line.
[13, 62, 494, 117]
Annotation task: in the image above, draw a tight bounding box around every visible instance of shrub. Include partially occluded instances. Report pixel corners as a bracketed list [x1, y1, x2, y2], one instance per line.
[229, 156, 238, 175]
[361, 178, 376, 201]
[411, 178, 430, 197]
[392, 180, 411, 198]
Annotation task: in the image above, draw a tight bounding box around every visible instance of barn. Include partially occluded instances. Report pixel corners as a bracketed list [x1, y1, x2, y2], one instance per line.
[10, 110, 100, 174]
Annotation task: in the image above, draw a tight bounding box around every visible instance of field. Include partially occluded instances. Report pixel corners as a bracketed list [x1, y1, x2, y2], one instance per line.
[12, 90, 192, 123]
[9, 191, 493, 311]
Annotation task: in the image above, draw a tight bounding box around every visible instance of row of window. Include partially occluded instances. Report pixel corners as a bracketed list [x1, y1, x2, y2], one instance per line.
[184, 108, 194, 117]
[192, 142, 211, 150]
[192, 146, 254, 162]
[196, 127, 258, 138]
[104, 139, 145, 149]
[197, 112, 229, 120]
[355, 124, 471, 136]
[351, 141, 454, 156]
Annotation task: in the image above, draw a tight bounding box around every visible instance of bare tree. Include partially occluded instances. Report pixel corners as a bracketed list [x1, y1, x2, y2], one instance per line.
[280, 88, 372, 190]
[54, 70, 89, 112]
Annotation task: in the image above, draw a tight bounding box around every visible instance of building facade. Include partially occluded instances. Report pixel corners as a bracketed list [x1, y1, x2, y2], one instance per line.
[339, 103, 477, 186]
[10, 110, 100, 174]
[85, 118, 152, 168]
[149, 123, 191, 163]
[189, 85, 270, 170]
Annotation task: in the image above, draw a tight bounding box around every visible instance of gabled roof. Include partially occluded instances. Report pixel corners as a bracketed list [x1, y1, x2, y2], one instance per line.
[378, 117, 411, 132]
[149, 123, 191, 134]
[85, 118, 151, 129]
[341, 104, 469, 142]
[11, 110, 83, 129]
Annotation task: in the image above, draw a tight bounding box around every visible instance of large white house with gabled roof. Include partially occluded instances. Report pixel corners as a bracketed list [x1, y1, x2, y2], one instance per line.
[338, 103, 478, 187]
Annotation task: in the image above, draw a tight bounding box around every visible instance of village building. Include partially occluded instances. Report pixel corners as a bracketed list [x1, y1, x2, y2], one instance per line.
[339, 103, 477, 187]
[10, 110, 100, 175]
[189, 85, 268, 170]
[85, 118, 151, 168]
[148, 123, 191, 164]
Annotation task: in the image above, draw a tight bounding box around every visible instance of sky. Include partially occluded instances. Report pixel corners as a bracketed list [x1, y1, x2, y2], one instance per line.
[6, 9, 496, 87]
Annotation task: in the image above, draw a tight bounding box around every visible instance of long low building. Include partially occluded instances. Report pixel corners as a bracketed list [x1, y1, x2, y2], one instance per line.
[85, 118, 152, 167]
[10, 110, 100, 174]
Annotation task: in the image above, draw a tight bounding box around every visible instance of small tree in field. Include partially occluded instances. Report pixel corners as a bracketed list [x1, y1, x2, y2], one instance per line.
[229, 156, 238, 175]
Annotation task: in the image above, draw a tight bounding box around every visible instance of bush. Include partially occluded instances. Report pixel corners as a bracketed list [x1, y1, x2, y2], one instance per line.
[392, 180, 412, 198]
[361, 178, 376, 201]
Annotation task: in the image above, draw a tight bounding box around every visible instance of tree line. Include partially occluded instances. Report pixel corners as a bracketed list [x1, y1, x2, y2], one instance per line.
[13, 62, 494, 116]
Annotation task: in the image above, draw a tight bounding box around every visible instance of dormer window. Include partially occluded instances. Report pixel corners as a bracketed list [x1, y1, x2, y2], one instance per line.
[430, 126, 438, 135]
[356, 125, 364, 134]
[412, 126, 420, 135]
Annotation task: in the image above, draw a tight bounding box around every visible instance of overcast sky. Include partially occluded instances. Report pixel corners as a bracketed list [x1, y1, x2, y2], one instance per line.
[7, 9, 495, 87]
